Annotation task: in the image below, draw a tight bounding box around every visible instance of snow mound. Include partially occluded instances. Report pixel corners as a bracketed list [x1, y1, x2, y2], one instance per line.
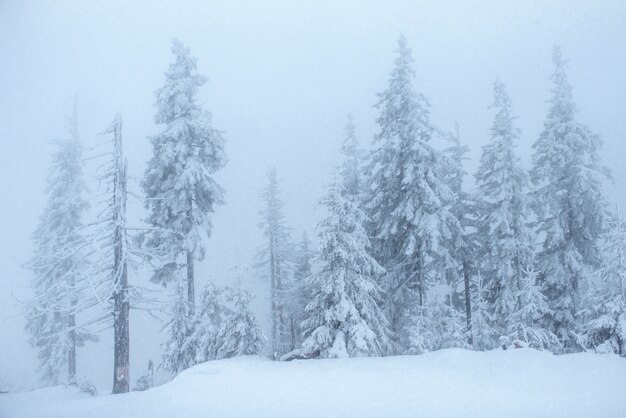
[2, 349, 625, 418]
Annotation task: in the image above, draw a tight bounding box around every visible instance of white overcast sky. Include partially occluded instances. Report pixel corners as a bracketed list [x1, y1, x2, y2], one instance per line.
[1, 0, 625, 389]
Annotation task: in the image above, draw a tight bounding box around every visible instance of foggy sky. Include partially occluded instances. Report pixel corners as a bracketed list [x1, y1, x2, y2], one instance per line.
[1, 0, 625, 390]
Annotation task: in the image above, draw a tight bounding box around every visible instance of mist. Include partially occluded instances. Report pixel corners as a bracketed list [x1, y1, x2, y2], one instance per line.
[1, 0, 625, 395]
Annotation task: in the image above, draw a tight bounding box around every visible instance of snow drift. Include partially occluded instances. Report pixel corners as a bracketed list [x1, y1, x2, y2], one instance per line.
[2, 349, 625, 418]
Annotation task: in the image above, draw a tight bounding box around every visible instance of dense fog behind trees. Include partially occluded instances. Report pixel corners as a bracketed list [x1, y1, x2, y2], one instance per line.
[1, 0, 625, 393]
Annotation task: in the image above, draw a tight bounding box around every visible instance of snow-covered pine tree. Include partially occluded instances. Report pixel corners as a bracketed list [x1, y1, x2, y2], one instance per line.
[531, 47, 608, 350]
[215, 288, 265, 359]
[585, 209, 626, 356]
[302, 180, 389, 358]
[507, 266, 561, 351]
[160, 280, 196, 374]
[471, 272, 498, 350]
[340, 114, 365, 200]
[142, 39, 226, 311]
[287, 231, 314, 351]
[441, 123, 475, 346]
[257, 168, 292, 357]
[366, 35, 459, 352]
[180, 282, 265, 363]
[26, 104, 94, 385]
[475, 80, 535, 337]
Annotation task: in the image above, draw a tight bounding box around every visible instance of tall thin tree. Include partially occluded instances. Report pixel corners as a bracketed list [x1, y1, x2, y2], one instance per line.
[26, 103, 94, 385]
[258, 168, 291, 356]
[142, 39, 226, 312]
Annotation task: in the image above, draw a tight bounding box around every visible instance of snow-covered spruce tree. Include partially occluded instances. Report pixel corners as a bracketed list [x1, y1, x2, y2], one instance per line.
[286, 231, 315, 351]
[531, 46, 608, 350]
[160, 281, 196, 374]
[257, 168, 292, 356]
[340, 114, 365, 200]
[407, 285, 470, 353]
[475, 80, 535, 338]
[441, 124, 476, 346]
[215, 288, 265, 359]
[142, 39, 226, 310]
[584, 210, 626, 356]
[366, 35, 459, 352]
[507, 266, 561, 351]
[184, 282, 264, 362]
[302, 180, 389, 358]
[470, 273, 498, 350]
[26, 105, 94, 385]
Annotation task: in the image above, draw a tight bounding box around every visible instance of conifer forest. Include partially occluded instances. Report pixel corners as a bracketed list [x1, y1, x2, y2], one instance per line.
[1, 1, 625, 417]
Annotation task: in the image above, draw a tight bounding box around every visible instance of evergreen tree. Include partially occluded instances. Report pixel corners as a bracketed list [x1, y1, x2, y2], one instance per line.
[215, 288, 265, 358]
[26, 105, 94, 385]
[507, 266, 561, 351]
[340, 114, 365, 200]
[441, 124, 475, 346]
[471, 273, 498, 350]
[366, 35, 459, 351]
[302, 181, 389, 358]
[585, 210, 626, 356]
[287, 231, 314, 351]
[142, 39, 226, 312]
[175, 282, 264, 365]
[475, 80, 534, 336]
[257, 168, 292, 356]
[531, 47, 608, 349]
[160, 281, 196, 374]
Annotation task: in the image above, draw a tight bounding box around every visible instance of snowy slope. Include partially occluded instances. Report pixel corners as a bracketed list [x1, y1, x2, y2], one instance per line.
[2, 349, 625, 418]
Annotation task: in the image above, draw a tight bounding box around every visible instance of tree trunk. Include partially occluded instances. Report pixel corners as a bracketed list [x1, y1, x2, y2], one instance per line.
[187, 251, 195, 315]
[112, 261, 129, 394]
[67, 314, 76, 385]
[269, 234, 277, 355]
[463, 260, 473, 346]
[111, 115, 129, 395]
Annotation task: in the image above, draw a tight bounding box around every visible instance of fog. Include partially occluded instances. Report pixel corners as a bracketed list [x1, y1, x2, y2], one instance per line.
[1, 0, 625, 390]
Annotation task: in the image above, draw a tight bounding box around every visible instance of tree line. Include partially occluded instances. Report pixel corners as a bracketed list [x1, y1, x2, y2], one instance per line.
[24, 35, 626, 394]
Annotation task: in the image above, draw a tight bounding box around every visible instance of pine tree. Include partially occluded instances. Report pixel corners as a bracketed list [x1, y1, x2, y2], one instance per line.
[471, 272, 498, 350]
[287, 231, 314, 351]
[257, 168, 292, 356]
[215, 288, 265, 358]
[507, 266, 561, 351]
[475, 80, 535, 337]
[26, 105, 94, 385]
[178, 283, 264, 364]
[531, 46, 608, 349]
[585, 210, 626, 356]
[441, 124, 475, 346]
[340, 114, 364, 200]
[302, 180, 389, 358]
[366, 35, 459, 351]
[160, 281, 196, 374]
[142, 39, 226, 312]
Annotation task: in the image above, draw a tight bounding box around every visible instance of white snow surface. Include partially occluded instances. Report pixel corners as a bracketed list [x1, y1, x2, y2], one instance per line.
[2, 348, 625, 418]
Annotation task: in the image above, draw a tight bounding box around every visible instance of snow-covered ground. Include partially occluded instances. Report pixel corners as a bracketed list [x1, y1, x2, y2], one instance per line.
[2, 348, 625, 418]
